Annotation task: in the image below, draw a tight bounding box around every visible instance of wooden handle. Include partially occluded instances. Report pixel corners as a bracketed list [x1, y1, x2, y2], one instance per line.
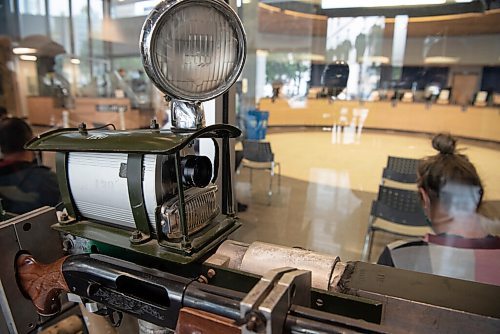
[16, 254, 69, 316]
[176, 308, 241, 334]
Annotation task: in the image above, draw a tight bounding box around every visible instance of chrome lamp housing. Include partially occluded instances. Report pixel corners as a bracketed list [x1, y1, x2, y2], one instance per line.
[141, 0, 247, 130]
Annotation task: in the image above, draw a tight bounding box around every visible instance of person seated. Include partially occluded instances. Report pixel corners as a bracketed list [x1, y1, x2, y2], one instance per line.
[0, 118, 60, 214]
[378, 133, 500, 286]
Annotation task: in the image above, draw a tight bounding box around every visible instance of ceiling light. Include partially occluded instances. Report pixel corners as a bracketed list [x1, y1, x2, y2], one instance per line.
[13, 47, 37, 55]
[294, 54, 326, 62]
[322, 0, 445, 9]
[309, 54, 326, 61]
[424, 56, 460, 64]
[256, 49, 268, 57]
[70, 58, 81, 65]
[19, 55, 37, 61]
[360, 56, 390, 64]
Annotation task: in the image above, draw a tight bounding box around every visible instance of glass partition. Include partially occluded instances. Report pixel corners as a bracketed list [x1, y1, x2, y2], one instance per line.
[4, 1, 499, 124]
[0, 0, 498, 280]
[237, 1, 500, 110]
[48, 0, 71, 53]
[230, 0, 500, 272]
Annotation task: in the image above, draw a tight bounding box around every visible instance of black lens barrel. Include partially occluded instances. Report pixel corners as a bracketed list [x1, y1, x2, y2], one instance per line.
[181, 155, 212, 188]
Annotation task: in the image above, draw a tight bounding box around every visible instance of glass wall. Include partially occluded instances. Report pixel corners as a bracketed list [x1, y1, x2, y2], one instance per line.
[48, 0, 71, 52]
[3, 0, 498, 130]
[0, 0, 159, 128]
[236, 1, 500, 110]
[19, 0, 48, 37]
[231, 0, 500, 268]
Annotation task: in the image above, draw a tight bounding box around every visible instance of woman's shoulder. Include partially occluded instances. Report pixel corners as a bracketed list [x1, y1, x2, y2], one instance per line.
[479, 215, 500, 238]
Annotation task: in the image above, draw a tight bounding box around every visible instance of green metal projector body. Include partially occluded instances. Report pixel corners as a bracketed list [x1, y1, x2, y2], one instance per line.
[25, 124, 242, 263]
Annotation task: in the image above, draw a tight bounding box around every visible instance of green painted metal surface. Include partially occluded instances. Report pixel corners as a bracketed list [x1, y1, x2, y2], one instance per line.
[25, 124, 241, 153]
[55, 152, 77, 218]
[200, 263, 382, 324]
[52, 215, 240, 264]
[126, 154, 151, 237]
[173, 152, 190, 247]
[309, 289, 382, 324]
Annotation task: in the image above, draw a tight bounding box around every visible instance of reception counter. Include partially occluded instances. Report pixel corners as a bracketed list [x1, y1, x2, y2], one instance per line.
[260, 98, 500, 142]
[27, 96, 148, 129]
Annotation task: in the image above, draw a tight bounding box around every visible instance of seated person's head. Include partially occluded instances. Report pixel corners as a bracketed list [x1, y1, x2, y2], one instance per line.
[417, 133, 484, 234]
[0, 117, 34, 161]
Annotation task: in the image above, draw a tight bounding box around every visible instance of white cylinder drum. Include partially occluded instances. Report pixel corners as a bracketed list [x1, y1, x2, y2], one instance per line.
[67, 152, 165, 231]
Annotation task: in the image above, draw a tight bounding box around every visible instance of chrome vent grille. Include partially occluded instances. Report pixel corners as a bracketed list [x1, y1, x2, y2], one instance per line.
[161, 185, 219, 239]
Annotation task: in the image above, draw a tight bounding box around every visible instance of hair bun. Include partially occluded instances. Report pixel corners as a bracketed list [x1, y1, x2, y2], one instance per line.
[432, 133, 456, 154]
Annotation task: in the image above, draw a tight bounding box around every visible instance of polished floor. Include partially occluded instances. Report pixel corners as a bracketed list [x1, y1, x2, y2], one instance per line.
[33, 125, 500, 262]
[231, 128, 500, 262]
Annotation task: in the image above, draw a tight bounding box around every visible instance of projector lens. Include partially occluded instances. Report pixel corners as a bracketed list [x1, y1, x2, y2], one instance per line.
[181, 155, 212, 188]
[142, 0, 246, 101]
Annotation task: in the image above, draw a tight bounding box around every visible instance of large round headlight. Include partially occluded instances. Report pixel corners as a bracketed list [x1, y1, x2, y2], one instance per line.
[141, 0, 246, 102]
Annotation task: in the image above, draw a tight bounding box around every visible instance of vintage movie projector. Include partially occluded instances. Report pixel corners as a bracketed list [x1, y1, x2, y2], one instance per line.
[5, 0, 500, 333]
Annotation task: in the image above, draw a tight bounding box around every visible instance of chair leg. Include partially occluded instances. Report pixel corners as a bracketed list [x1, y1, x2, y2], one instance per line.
[367, 229, 376, 263]
[268, 164, 274, 203]
[361, 216, 375, 262]
[276, 162, 281, 193]
[361, 229, 373, 262]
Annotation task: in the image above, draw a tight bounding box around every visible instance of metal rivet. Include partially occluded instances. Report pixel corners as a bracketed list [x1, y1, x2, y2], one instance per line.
[207, 269, 216, 278]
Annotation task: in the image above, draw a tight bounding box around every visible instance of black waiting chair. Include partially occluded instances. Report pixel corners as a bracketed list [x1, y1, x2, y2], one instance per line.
[381, 156, 421, 189]
[239, 140, 281, 201]
[361, 185, 431, 262]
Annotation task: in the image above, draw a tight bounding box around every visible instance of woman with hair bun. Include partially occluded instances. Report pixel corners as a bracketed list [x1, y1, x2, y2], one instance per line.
[378, 133, 500, 286]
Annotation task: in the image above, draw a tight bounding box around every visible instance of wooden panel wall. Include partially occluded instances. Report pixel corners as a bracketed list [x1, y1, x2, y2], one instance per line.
[27, 97, 145, 129]
[260, 98, 500, 142]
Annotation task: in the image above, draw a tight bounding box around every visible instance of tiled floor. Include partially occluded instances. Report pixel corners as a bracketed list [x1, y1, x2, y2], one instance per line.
[231, 128, 500, 262]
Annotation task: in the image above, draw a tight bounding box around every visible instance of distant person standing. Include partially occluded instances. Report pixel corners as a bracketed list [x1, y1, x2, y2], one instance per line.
[0, 118, 60, 214]
[114, 68, 130, 98]
[271, 80, 283, 103]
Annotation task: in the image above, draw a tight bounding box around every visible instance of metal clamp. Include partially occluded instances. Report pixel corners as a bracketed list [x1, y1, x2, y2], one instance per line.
[240, 267, 311, 334]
